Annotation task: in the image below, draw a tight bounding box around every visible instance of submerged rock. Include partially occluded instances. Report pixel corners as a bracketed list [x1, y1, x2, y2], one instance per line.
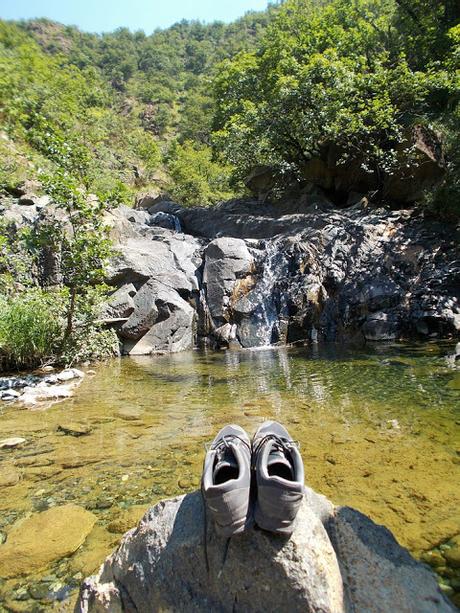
[0, 464, 21, 487]
[0, 437, 26, 449]
[0, 504, 97, 578]
[76, 488, 453, 613]
[57, 422, 92, 437]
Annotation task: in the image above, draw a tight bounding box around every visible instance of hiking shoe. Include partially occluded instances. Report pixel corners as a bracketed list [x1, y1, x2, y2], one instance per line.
[201, 424, 252, 537]
[252, 421, 304, 534]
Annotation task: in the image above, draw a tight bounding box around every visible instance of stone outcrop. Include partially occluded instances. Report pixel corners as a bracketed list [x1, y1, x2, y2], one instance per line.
[76, 488, 454, 613]
[102, 198, 459, 354]
[2, 191, 457, 355]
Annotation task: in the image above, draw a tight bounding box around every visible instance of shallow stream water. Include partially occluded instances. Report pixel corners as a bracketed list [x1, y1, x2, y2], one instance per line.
[0, 342, 459, 611]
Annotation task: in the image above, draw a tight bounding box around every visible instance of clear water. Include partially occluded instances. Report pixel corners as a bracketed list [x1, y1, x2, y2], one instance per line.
[0, 341, 459, 610]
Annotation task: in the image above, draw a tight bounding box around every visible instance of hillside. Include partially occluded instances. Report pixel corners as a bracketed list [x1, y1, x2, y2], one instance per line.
[0, 8, 278, 206]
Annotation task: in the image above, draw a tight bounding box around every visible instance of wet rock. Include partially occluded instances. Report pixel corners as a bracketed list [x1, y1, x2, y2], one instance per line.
[1, 389, 21, 400]
[56, 368, 84, 382]
[70, 525, 119, 577]
[422, 550, 446, 568]
[29, 583, 52, 600]
[0, 504, 97, 578]
[76, 488, 454, 613]
[203, 237, 254, 323]
[444, 541, 460, 569]
[149, 211, 181, 232]
[0, 437, 26, 449]
[0, 464, 20, 487]
[116, 408, 142, 421]
[20, 383, 74, 406]
[107, 506, 149, 534]
[362, 312, 400, 341]
[57, 423, 92, 437]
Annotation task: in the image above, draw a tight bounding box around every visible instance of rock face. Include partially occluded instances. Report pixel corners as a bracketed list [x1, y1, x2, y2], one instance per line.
[103, 199, 459, 354]
[76, 488, 454, 613]
[4, 192, 457, 356]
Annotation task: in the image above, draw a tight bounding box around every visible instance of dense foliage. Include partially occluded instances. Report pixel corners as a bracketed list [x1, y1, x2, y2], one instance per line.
[213, 0, 460, 213]
[0, 11, 275, 205]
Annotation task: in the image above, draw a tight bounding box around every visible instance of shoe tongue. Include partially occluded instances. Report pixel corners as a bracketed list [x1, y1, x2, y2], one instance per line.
[213, 447, 238, 483]
[267, 445, 293, 477]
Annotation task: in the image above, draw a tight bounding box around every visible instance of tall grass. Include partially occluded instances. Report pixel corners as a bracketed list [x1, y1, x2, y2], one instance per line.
[0, 289, 65, 369]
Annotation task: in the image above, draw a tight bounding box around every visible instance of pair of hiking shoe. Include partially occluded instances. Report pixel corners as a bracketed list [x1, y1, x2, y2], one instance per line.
[201, 421, 304, 536]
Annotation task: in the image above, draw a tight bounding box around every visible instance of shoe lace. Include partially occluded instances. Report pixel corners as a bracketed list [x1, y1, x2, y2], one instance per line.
[251, 434, 299, 469]
[206, 434, 251, 455]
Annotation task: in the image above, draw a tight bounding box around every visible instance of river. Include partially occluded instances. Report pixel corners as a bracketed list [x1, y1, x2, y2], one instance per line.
[0, 341, 459, 610]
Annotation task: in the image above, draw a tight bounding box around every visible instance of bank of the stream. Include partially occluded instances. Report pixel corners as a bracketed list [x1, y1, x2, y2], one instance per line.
[0, 341, 459, 611]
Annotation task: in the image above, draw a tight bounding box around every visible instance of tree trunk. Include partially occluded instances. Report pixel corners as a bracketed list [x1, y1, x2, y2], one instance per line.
[64, 286, 77, 341]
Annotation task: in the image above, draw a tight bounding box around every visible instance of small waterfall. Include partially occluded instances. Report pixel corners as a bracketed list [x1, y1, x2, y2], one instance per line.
[236, 241, 290, 347]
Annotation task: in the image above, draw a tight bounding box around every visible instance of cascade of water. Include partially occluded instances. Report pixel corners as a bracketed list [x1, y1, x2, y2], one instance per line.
[246, 241, 290, 347]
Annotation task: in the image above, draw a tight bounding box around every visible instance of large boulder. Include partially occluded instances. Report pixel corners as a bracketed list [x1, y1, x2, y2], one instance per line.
[124, 285, 195, 355]
[203, 237, 254, 324]
[76, 488, 453, 613]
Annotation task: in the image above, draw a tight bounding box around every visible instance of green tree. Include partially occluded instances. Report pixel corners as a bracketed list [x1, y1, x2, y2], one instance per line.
[213, 0, 433, 185]
[166, 141, 236, 206]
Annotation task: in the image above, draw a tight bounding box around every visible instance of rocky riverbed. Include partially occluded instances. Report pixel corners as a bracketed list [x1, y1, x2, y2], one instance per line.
[0, 368, 85, 408]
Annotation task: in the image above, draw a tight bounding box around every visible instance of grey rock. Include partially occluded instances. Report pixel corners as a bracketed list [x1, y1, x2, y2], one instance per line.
[3, 202, 39, 226]
[106, 235, 201, 294]
[135, 194, 161, 210]
[56, 369, 84, 382]
[362, 312, 399, 341]
[1, 390, 21, 401]
[203, 237, 254, 323]
[104, 284, 137, 320]
[149, 211, 181, 232]
[76, 488, 454, 613]
[18, 193, 51, 208]
[103, 201, 458, 353]
[125, 287, 195, 355]
[120, 280, 159, 341]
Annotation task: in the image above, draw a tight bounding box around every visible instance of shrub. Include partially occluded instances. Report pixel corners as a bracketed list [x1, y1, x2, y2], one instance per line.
[0, 288, 65, 369]
[166, 140, 236, 206]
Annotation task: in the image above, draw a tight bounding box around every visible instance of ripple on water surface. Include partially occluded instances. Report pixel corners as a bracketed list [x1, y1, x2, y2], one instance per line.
[0, 341, 459, 609]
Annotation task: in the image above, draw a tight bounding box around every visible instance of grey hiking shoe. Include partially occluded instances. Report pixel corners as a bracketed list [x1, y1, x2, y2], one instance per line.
[201, 424, 252, 537]
[252, 421, 304, 534]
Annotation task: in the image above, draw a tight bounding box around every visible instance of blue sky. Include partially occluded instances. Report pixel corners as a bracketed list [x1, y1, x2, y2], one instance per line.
[0, 0, 271, 33]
